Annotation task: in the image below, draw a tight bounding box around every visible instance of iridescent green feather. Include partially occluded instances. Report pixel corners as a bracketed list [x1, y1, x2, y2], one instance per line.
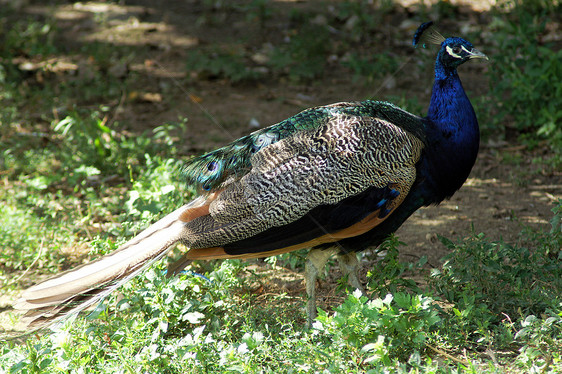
[183, 100, 426, 192]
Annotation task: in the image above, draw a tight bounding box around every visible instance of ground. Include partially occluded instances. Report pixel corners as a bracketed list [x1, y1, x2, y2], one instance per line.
[2, 0, 561, 320]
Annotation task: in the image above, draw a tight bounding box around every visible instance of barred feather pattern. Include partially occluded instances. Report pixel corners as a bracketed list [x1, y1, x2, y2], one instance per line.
[181, 113, 424, 249]
[182, 100, 426, 192]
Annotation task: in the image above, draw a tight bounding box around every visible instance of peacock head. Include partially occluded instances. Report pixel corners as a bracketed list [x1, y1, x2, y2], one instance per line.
[413, 22, 487, 77]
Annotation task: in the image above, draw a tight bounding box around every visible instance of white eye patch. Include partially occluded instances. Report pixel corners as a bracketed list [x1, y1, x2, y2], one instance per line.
[445, 45, 471, 59]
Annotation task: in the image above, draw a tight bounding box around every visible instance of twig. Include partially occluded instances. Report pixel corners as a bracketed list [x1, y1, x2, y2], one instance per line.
[425, 343, 470, 366]
[4, 239, 45, 289]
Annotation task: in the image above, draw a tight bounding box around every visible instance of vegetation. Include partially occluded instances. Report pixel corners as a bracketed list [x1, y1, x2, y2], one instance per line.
[1, 0, 561, 373]
[484, 0, 562, 163]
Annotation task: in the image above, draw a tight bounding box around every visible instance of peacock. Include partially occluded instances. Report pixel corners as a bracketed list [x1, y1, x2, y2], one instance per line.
[15, 22, 487, 329]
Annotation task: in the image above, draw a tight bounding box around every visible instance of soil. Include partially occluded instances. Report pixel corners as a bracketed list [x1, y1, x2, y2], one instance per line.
[6, 1, 561, 316]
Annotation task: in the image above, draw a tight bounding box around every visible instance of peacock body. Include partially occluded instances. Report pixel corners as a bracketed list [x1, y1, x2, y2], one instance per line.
[15, 22, 487, 329]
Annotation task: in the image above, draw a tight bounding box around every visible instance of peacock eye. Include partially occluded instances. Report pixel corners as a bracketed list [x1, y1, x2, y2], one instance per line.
[452, 46, 461, 55]
[207, 161, 219, 172]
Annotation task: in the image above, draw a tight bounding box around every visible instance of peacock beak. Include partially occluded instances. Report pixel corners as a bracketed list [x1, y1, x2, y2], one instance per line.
[469, 48, 488, 60]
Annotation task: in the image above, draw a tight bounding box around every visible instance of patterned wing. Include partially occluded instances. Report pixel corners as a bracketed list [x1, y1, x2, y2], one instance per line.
[182, 100, 426, 192]
[183, 105, 337, 191]
[179, 112, 425, 258]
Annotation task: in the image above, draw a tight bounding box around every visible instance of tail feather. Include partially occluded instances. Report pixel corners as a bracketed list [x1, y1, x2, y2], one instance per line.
[14, 200, 201, 329]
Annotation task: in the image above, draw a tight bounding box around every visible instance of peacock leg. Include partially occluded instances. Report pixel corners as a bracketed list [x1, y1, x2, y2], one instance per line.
[337, 252, 365, 294]
[305, 247, 337, 328]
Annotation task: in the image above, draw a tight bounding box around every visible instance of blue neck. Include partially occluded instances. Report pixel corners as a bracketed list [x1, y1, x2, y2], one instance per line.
[427, 71, 478, 132]
[421, 68, 480, 201]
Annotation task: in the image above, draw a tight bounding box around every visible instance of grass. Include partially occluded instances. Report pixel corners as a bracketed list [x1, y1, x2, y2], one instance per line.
[2, 214, 561, 372]
[484, 0, 562, 163]
[1, 0, 561, 373]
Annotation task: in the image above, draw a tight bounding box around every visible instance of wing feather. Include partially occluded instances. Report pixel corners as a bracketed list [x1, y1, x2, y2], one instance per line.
[181, 114, 424, 251]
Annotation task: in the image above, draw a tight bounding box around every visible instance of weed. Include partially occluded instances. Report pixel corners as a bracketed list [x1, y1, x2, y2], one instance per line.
[430, 200, 562, 350]
[316, 291, 440, 364]
[366, 234, 426, 297]
[0, 17, 58, 58]
[336, 0, 393, 41]
[244, 0, 273, 29]
[514, 311, 562, 372]
[268, 23, 331, 82]
[486, 1, 562, 160]
[343, 52, 400, 84]
[186, 47, 262, 83]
